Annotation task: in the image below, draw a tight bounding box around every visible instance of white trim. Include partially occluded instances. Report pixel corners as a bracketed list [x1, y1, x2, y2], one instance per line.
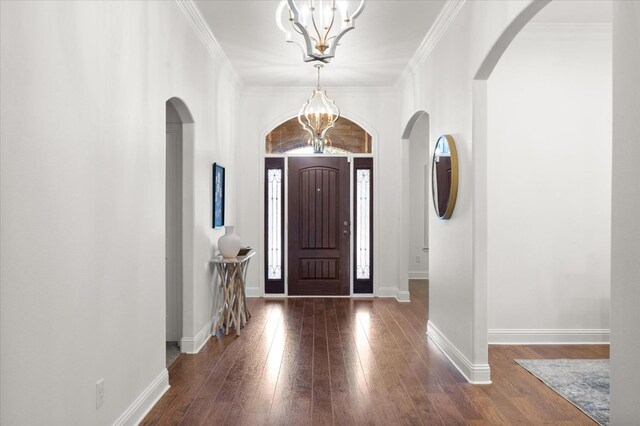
[488, 329, 611, 345]
[286, 295, 356, 299]
[113, 369, 169, 426]
[180, 319, 212, 354]
[278, 293, 373, 299]
[396, 291, 411, 303]
[376, 287, 398, 298]
[427, 320, 491, 384]
[408, 271, 429, 280]
[263, 293, 286, 298]
[243, 86, 397, 94]
[174, 0, 243, 88]
[395, 0, 466, 90]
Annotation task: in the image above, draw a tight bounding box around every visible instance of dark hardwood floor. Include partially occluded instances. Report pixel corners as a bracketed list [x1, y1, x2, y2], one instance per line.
[143, 281, 609, 425]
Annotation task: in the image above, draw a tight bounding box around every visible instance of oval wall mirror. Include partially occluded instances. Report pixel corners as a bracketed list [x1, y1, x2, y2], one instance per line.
[431, 135, 459, 219]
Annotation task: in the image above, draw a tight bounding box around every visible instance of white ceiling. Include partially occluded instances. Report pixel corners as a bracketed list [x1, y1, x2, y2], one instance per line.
[531, 0, 612, 23]
[195, 0, 447, 87]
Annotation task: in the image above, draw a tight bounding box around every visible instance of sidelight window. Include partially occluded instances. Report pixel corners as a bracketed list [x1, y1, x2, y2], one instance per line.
[354, 158, 373, 293]
[265, 158, 285, 293]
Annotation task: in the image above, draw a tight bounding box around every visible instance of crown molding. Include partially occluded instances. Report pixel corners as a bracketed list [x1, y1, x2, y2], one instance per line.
[175, 0, 244, 88]
[241, 85, 398, 95]
[394, 0, 466, 91]
[518, 23, 612, 40]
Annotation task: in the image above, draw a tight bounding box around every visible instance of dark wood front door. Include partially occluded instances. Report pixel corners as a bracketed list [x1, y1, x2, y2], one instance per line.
[288, 157, 350, 295]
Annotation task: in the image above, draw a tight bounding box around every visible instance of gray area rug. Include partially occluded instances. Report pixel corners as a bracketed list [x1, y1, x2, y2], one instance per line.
[515, 359, 609, 426]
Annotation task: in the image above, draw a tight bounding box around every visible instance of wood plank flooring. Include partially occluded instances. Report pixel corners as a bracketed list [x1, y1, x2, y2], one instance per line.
[143, 281, 609, 425]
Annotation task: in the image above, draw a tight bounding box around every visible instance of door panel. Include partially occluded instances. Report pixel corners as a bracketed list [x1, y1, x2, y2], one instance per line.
[288, 157, 350, 295]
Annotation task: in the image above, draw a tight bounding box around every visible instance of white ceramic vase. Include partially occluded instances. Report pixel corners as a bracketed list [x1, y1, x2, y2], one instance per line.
[218, 225, 241, 258]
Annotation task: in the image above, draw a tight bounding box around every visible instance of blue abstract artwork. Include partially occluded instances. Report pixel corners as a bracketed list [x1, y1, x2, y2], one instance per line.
[213, 163, 225, 228]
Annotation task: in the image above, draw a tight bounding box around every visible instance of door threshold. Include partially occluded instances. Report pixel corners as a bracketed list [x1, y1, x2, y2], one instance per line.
[262, 294, 375, 298]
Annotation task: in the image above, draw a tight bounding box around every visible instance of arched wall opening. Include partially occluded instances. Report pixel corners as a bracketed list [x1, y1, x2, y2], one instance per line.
[485, 5, 612, 345]
[470, 0, 551, 379]
[165, 97, 195, 361]
[472, 0, 612, 385]
[401, 111, 431, 300]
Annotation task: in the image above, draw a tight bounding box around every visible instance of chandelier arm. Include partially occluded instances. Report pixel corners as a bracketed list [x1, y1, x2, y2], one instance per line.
[325, 1, 366, 58]
[348, 0, 366, 22]
[290, 21, 304, 36]
[309, 8, 323, 48]
[323, 7, 337, 46]
[326, 26, 354, 58]
[286, 0, 317, 59]
[280, 0, 366, 63]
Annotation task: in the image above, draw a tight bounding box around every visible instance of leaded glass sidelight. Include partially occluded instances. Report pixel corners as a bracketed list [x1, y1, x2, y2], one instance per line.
[265, 158, 285, 294]
[267, 169, 282, 279]
[354, 158, 373, 293]
[356, 169, 371, 279]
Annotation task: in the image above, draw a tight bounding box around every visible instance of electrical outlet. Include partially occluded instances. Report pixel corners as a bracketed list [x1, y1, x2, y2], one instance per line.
[96, 379, 104, 409]
[416, 256, 421, 264]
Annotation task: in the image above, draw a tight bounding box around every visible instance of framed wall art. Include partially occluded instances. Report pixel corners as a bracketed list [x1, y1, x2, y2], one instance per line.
[213, 163, 225, 228]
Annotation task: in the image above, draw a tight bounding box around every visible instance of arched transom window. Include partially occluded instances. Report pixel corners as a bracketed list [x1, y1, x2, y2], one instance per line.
[266, 117, 371, 154]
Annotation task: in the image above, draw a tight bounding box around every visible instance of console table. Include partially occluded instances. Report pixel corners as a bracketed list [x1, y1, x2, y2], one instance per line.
[210, 250, 254, 336]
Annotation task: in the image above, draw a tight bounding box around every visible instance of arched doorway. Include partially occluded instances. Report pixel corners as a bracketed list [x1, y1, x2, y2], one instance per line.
[165, 97, 194, 366]
[469, 1, 552, 381]
[400, 111, 431, 302]
[473, 0, 613, 386]
[486, 6, 612, 345]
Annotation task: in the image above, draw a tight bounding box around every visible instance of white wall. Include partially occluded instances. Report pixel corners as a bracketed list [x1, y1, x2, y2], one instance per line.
[165, 101, 183, 343]
[399, 0, 541, 382]
[407, 115, 429, 278]
[237, 87, 402, 299]
[0, 1, 240, 424]
[486, 24, 612, 343]
[611, 1, 640, 422]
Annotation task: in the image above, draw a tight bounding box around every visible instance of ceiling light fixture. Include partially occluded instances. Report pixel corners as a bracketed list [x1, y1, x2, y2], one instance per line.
[298, 64, 340, 153]
[276, 0, 366, 63]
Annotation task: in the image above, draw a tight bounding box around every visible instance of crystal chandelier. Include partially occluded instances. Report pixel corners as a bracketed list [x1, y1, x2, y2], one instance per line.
[298, 64, 340, 153]
[276, 0, 366, 63]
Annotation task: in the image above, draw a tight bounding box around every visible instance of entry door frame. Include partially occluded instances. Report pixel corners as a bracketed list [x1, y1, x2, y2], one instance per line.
[263, 153, 376, 297]
[259, 113, 379, 298]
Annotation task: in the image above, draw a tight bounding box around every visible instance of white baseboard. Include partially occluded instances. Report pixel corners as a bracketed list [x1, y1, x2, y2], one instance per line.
[427, 320, 491, 384]
[245, 286, 262, 297]
[263, 293, 286, 298]
[376, 287, 398, 298]
[488, 328, 611, 345]
[395, 290, 411, 303]
[408, 271, 429, 280]
[113, 369, 169, 426]
[180, 319, 213, 354]
[376, 287, 410, 302]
